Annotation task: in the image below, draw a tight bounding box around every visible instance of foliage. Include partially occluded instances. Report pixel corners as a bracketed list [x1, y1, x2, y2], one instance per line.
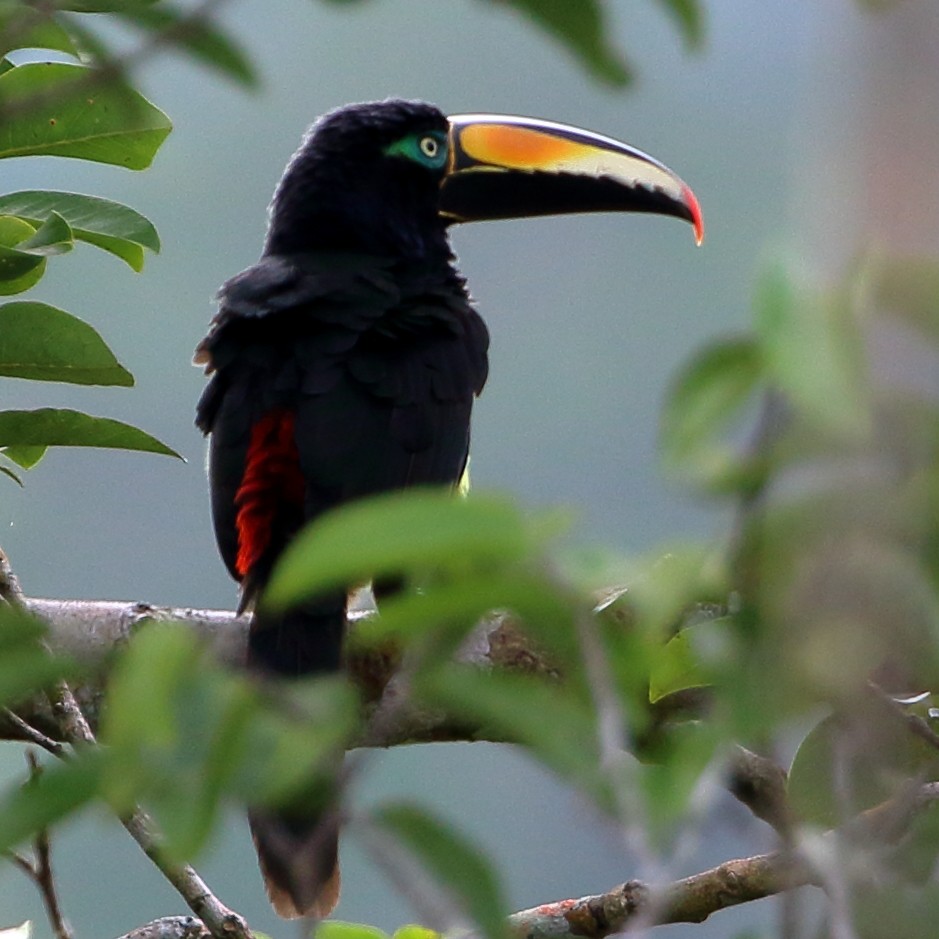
[1, 2, 939, 939]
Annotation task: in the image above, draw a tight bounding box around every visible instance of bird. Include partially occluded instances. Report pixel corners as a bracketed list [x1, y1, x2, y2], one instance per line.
[194, 98, 702, 920]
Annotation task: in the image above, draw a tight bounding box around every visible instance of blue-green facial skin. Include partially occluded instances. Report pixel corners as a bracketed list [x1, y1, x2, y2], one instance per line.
[384, 130, 449, 170]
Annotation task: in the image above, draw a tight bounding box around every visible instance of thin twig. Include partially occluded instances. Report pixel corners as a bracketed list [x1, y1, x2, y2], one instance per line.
[47, 681, 253, 939]
[2, 708, 67, 758]
[4, 751, 75, 939]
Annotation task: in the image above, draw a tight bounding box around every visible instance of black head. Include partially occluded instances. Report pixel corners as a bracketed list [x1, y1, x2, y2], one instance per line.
[265, 99, 452, 260]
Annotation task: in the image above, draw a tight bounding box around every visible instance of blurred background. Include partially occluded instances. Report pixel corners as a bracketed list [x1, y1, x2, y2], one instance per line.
[1, 0, 938, 935]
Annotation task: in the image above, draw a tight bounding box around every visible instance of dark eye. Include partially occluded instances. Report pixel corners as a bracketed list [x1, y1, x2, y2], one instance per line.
[419, 135, 439, 159]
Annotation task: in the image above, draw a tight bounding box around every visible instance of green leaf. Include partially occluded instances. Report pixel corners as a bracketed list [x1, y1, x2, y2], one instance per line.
[853, 885, 939, 939]
[266, 491, 534, 610]
[359, 570, 578, 664]
[649, 622, 711, 703]
[114, 4, 258, 89]
[55, 0, 158, 11]
[755, 262, 870, 436]
[0, 62, 172, 169]
[0, 5, 80, 58]
[17, 212, 73, 256]
[0, 753, 102, 852]
[655, 0, 705, 48]
[661, 336, 764, 489]
[0, 408, 181, 457]
[418, 666, 607, 804]
[788, 710, 939, 829]
[393, 927, 439, 939]
[0, 216, 46, 292]
[0, 190, 160, 270]
[0, 301, 133, 385]
[373, 802, 507, 939]
[493, 0, 632, 86]
[0, 604, 74, 705]
[2, 445, 47, 469]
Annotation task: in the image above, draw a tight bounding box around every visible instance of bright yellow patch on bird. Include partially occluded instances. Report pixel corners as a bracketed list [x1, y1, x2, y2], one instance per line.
[459, 123, 589, 171]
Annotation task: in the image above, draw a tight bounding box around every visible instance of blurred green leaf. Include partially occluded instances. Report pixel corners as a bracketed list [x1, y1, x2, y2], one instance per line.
[661, 336, 763, 490]
[853, 884, 939, 939]
[870, 255, 939, 342]
[489, 0, 632, 86]
[316, 923, 388, 939]
[373, 802, 507, 939]
[114, 3, 257, 88]
[637, 719, 718, 840]
[0, 4, 80, 58]
[0, 604, 74, 705]
[0, 301, 133, 386]
[0, 753, 102, 853]
[100, 624, 252, 856]
[0, 408, 181, 457]
[0, 191, 159, 270]
[393, 927, 439, 939]
[755, 263, 871, 436]
[789, 709, 939, 829]
[0, 62, 171, 169]
[266, 490, 535, 610]
[238, 676, 359, 807]
[359, 569, 579, 665]
[655, 0, 704, 48]
[418, 666, 607, 805]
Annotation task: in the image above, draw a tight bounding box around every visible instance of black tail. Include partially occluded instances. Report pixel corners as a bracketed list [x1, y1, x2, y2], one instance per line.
[248, 594, 346, 918]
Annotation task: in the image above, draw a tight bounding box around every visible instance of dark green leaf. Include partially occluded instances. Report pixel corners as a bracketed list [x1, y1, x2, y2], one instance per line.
[491, 0, 631, 86]
[55, 0, 158, 11]
[0, 753, 102, 852]
[0, 190, 160, 270]
[0, 62, 171, 169]
[655, 0, 704, 48]
[266, 491, 535, 610]
[2, 445, 47, 469]
[115, 4, 257, 89]
[0, 462, 23, 485]
[373, 802, 507, 939]
[755, 263, 870, 436]
[0, 408, 181, 457]
[0, 5, 80, 58]
[661, 336, 763, 488]
[0, 301, 133, 385]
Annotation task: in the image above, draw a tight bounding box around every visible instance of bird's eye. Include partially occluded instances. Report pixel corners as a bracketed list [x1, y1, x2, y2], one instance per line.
[384, 131, 448, 168]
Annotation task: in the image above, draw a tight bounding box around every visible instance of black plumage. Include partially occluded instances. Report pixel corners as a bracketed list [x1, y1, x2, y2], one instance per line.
[196, 101, 488, 918]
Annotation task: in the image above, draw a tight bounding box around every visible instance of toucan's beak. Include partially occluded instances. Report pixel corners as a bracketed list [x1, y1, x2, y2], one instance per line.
[439, 114, 703, 246]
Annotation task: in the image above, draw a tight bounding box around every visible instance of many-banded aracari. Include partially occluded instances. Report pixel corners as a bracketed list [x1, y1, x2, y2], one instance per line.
[195, 99, 702, 919]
